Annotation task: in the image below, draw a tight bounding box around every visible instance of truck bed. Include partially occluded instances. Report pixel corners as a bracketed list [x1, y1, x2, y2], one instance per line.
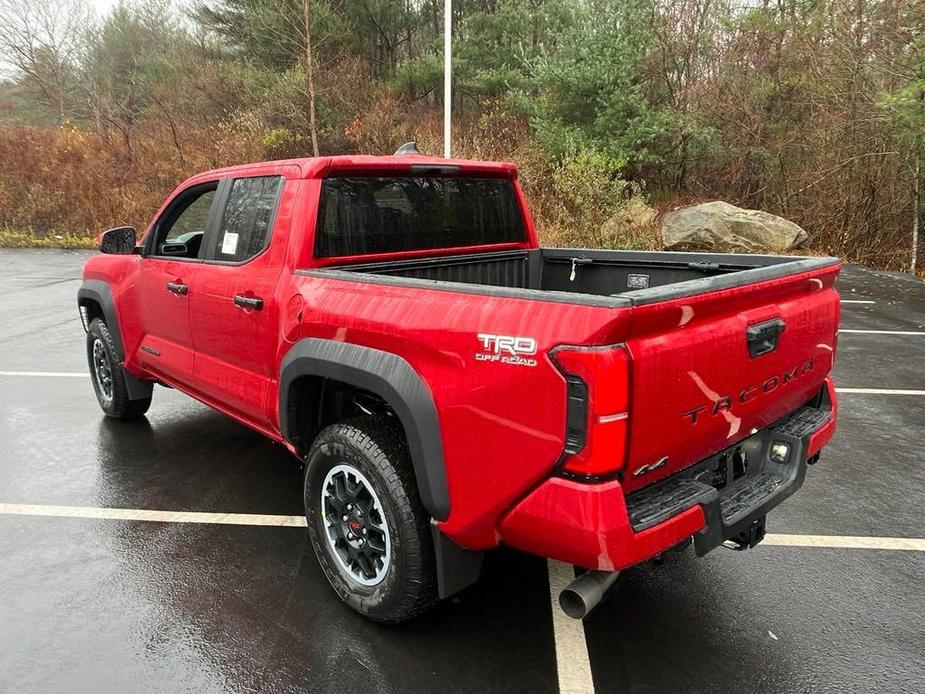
[303, 246, 840, 497]
[309, 248, 838, 306]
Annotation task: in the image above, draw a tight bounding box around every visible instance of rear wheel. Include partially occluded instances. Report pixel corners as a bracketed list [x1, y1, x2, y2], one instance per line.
[86, 318, 151, 420]
[304, 416, 437, 623]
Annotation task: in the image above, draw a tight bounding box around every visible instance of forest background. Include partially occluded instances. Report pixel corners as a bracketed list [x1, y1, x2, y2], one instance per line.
[0, 0, 922, 271]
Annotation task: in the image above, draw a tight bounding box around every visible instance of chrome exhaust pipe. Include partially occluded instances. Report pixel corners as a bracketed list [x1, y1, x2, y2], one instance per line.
[559, 570, 620, 619]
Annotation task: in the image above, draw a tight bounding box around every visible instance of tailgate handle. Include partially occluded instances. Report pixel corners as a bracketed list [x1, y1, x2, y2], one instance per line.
[746, 318, 785, 357]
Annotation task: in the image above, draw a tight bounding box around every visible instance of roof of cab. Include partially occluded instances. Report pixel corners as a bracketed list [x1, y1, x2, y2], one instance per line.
[184, 154, 518, 185]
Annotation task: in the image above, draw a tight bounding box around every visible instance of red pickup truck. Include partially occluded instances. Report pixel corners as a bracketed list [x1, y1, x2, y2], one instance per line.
[78, 150, 839, 622]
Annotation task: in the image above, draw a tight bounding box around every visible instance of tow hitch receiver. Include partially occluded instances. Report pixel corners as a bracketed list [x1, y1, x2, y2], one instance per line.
[722, 516, 767, 551]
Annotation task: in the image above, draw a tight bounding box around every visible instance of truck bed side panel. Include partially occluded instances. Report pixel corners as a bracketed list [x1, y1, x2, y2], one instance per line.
[291, 274, 631, 548]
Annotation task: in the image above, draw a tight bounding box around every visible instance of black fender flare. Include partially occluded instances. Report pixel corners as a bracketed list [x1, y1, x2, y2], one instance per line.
[78, 280, 124, 354]
[77, 279, 153, 401]
[279, 338, 450, 521]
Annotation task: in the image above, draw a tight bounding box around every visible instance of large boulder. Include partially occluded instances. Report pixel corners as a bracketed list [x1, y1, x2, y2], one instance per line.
[661, 201, 809, 253]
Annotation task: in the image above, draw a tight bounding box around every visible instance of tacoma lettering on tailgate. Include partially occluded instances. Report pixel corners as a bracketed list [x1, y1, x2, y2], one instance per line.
[682, 358, 815, 424]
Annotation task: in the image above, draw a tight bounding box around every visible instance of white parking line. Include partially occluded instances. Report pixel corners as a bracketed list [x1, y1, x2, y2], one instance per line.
[836, 387, 925, 395]
[0, 503, 306, 526]
[4, 504, 923, 554]
[2, 501, 924, 694]
[764, 534, 925, 551]
[3, 505, 924, 552]
[839, 329, 925, 335]
[840, 300, 876, 304]
[0, 371, 88, 377]
[547, 560, 595, 694]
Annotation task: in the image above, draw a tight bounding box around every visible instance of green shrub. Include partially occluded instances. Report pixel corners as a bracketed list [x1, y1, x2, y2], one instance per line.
[548, 149, 640, 248]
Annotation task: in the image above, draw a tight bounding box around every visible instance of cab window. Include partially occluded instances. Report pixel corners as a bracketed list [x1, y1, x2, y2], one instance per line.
[315, 176, 527, 258]
[149, 183, 218, 259]
[203, 176, 283, 263]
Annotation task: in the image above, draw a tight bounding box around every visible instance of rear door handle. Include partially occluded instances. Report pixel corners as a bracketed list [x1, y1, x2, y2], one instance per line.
[233, 294, 264, 310]
[166, 282, 188, 295]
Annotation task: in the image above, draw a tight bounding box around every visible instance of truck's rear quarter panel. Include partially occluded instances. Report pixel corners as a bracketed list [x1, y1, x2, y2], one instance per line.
[293, 273, 631, 547]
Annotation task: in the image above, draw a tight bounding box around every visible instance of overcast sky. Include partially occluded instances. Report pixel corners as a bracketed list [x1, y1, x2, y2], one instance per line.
[0, 0, 189, 78]
[90, 0, 192, 19]
[91, 0, 118, 15]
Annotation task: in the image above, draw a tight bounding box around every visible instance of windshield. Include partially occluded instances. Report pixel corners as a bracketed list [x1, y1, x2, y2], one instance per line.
[315, 176, 527, 258]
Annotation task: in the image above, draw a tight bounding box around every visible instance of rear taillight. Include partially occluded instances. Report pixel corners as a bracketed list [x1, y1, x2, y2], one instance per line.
[550, 344, 630, 479]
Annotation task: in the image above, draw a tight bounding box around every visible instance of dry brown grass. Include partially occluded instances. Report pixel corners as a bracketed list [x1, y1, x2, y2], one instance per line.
[0, 114, 916, 271]
[0, 121, 272, 239]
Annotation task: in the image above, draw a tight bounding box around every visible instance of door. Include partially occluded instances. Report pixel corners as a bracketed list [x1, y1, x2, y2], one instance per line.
[134, 182, 220, 384]
[189, 175, 286, 426]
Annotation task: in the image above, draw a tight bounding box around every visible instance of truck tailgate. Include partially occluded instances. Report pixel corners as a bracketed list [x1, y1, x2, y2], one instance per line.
[622, 263, 840, 492]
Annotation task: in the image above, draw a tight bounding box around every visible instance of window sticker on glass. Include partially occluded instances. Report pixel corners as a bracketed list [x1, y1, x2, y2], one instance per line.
[221, 232, 239, 255]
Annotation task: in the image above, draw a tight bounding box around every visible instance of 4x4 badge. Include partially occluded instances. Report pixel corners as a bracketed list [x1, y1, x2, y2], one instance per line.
[633, 456, 669, 477]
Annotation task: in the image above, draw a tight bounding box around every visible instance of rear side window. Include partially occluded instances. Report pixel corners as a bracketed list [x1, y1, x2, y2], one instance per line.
[315, 176, 527, 258]
[209, 175, 283, 263]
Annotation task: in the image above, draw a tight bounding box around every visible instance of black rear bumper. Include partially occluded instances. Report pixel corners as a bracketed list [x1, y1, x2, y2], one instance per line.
[625, 393, 833, 556]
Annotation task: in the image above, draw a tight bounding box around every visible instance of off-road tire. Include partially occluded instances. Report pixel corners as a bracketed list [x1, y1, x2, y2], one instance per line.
[304, 416, 437, 623]
[86, 317, 151, 420]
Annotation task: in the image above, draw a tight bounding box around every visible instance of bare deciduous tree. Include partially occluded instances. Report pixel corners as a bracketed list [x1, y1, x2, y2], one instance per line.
[0, 0, 92, 122]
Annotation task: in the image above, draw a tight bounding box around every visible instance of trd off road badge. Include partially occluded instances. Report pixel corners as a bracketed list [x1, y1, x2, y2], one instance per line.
[475, 333, 538, 367]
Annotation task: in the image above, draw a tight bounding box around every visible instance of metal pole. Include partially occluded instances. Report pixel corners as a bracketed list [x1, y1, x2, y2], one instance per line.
[443, 0, 452, 158]
[912, 153, 920, 274]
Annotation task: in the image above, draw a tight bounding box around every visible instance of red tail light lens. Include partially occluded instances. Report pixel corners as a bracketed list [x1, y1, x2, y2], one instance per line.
[550, 344, 630, 479]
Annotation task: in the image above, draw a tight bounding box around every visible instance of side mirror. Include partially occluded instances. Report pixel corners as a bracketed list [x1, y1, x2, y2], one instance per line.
[99, 226, 136, 255]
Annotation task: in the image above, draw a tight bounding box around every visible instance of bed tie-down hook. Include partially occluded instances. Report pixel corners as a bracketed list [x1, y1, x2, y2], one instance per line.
[570, 256, 593, 282]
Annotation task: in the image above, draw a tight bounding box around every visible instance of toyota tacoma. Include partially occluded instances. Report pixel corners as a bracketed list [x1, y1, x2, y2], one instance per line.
[78, 148, 839, 622]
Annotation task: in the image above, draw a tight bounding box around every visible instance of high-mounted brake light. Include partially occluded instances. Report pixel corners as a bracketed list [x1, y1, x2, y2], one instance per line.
[550, 344, 630, 479]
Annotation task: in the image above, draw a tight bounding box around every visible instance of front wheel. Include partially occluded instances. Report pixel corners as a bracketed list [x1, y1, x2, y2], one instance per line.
[86, 318, 151, 420]
[304, 416, 437, 623]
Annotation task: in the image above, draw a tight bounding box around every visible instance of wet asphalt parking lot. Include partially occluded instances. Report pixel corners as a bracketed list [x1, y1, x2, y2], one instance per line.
[0, 249, 923, 694]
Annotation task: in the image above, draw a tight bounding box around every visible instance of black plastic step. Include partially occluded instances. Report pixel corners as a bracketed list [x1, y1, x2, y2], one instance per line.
[626, 478, 716, 532]
[625, 401, 830, 534]
[773, 405, 831, 438]
[718, 472, 785, 523]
